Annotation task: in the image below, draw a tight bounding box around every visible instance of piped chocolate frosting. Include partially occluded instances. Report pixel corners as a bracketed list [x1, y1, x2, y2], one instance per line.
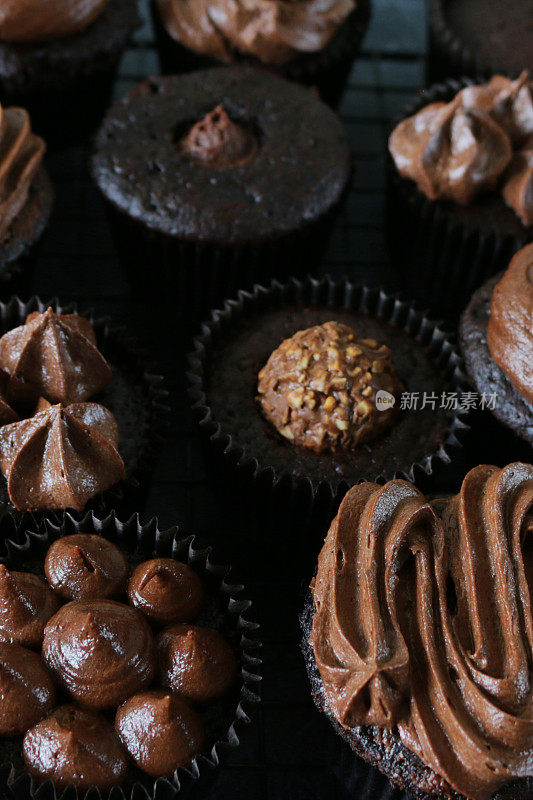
[0, 308, 112, 407]
[0, 399, 125, 511]
[128, 558, 204, 625]
[181, 106, 258, 169]
[157, 624, 237, 704]
[23, 704, 128, 790]
[0, 0, 110, 43]
[116, 690, 205, 777]
[45, 534, 130, 601]
[0, 565, 60, 649]
[487, 243, 533, 404]
[310, 462, 533, 800]
[43, 599, 156, 709]
[0, 643, 56, 736]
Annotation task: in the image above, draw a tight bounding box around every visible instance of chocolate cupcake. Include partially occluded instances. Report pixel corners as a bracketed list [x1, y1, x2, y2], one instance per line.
[128, 558, 204, 625]
[302, 461, 533, 800]
[387, 74, 533, 321]
[0, 0, 141, 146]
[188, 277, 468, 521]
[460, 243, 533, 445]
[45, 534, 130, 600]
[23, 705, 128, 791]
[151, 0, 370, 108]
[0, 643, 55, 736]
[0, 565, 59, 649]
[0, 104, 53, 287]
[91, 68, 351, 315]
[429, 0, 532, 83]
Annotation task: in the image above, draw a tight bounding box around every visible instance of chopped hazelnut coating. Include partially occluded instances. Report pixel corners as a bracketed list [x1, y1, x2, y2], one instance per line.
[257, 321, 402, 454]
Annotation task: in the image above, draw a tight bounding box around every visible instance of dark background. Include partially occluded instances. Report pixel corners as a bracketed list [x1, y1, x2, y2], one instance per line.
[17, 2, 461, 798]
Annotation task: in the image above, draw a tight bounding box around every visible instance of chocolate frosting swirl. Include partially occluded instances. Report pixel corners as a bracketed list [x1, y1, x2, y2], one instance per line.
[0, 0, 110, 43]
[311, 462, 533, 800]
[0, 105, 45, 241]
[0, 399, 125, 511]
[156, 0, 355, 64]
[460, 71, 533, 147]
[180, 106, 258, 169]
[0, 565, 60, 649]
[502, 147, 533, 226]
[128, 558, 204, 625]
[23, 705, 128, 790]
[0, 308, 112, 407]
[0, 643, 56, 736]
[487, 244, 533, 404]
[43, 599, 156, 709]
[45, 534, 130, 601]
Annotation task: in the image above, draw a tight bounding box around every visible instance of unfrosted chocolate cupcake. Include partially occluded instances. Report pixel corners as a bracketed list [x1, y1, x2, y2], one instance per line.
[91, 68, 351, 313]
[128, 558, 204, 625]
[116, 690, 205, 777]
[0, 643, 55, 736]
[151, 0, 371, 108]
[42, 599, 156, 708]
[23, 705, 128, 790]
[45, 534, 130, 600]
[303, 462, 533, 800]
[0, 565, 59, 649]
[158, 624, 237, 704]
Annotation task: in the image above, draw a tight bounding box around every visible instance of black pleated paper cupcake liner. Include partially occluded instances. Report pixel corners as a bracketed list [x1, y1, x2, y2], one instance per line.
[187, 276, 469, 541]
[386, 78, 532, 323]
[0, 510, 261, 800]
[150, 0, 371, 109]
[0, 296, 168, 535]
[104, 188, 346, 323]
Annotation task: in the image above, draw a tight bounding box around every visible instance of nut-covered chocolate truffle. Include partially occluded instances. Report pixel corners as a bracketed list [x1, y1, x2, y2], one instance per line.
[128, 558, 204, 625]
[0, 643, 56, 736]
[157, 624, 237, 704]
[116, 690, 205, 777]
[257, 321, 402, 453]
[0, 565, 60, 649]
[45, 534, 130, 601]
[43, 599, 156, 709]
[23, 705, 128, 791]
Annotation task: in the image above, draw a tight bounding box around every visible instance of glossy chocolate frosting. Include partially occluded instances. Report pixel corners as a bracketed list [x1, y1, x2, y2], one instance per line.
[0, 372, 18, 427]
[23, 704, 128, 790]
[156, 0, 355, 64]
[311, 462, 533, 800]
[0, 399, 125, 511]
[158, 624, 237, 704]
[459, 72, 533, 147]
[0, 565, 60, 649]
[487, 244, 533, 404]
[0, 105, 45, 241]
[0, 643, 56, 736]
[0, 0, 110, 43]
[43, 599, 156, 709]
[45, 534, 130, 601]
[502, 147, 533, 226]
[0, 308, 112, 407]
[180, 106, 258, 169]
[116, 690, 205, 777]
[128, 558, 204, 625]
[257, 321, 402, 454]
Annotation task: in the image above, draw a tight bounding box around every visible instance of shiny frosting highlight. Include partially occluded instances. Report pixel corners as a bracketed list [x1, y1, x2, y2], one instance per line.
[311, 462, 533, 800]
[156, 0, 355, 64]
[0, 0, 109, 43]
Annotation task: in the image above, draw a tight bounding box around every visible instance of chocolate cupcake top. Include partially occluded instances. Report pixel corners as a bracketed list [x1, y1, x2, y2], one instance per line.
[389, 72, 533, 221]
[158, 624, 237, 704]
[0, 0, 110, 42]
[45, 534, 130, 601]
[0, 565, 60, 649]
[311, 462, 533, 800]
[0, 308, 112, 407]
[0, 643, 56, 737]
[0, 399, 125, 511]
[128, 558, 204, 625]
[116, 690, 205, 777]
[257, 321, 402, 454]
[0, 105, 45, 242]
[43, 599, 156, 708]
[487, 243, 533, 405]
[155, 0, 355, 64]
[92, 68, 351, 245]
[23, 704, 128, 791]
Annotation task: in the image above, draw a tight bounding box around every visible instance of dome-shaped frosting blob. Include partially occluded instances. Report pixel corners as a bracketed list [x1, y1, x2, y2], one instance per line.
[0, 565, 60, 649]
[45, 534, 130, 601]
[0, 0, 110, 43]
[0, 642, 56, 736]
[128, 558, 204, 625]
[0, 399, 125, 511]
[0, 308, 112, 407]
